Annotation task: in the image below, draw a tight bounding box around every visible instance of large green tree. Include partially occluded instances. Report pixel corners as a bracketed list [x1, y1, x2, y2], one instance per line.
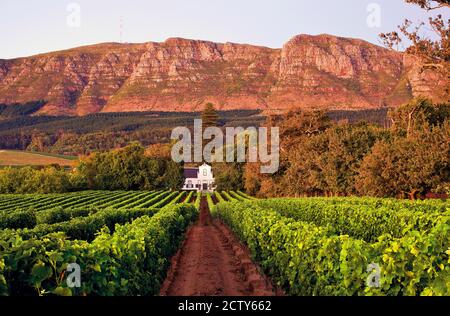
[356, 123, 449, 199]
[213, 162, 244, 192]
[279, 123, 389, 197]
[77, 142, 182, 191]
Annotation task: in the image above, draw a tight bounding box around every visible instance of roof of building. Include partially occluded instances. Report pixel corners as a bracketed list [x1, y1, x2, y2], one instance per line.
[184, 168, 198, 179]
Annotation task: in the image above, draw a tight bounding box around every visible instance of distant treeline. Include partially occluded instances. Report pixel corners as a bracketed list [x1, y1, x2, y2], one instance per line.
[327, 108, 391, 127]
[0, 110, 264, 154]
[0, 100, 46, 117]
[0, 108, 391, 155]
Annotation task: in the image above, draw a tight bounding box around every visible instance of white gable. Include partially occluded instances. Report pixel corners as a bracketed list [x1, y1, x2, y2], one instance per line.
[198, 163, 213, 180]
[182, 163, 215, 192]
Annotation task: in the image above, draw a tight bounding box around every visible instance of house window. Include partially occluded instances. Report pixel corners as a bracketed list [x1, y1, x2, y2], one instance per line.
[203, 169, 207, 176]
[187, 180, 193, 188]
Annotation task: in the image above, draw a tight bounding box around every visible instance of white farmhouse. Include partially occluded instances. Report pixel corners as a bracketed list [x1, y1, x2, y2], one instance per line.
[182, 163, 216, 192]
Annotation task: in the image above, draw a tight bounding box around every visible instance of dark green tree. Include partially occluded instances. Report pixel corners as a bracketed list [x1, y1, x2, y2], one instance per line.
[201, 102, 219, 128]
[160, 160, 185, 190]
[389, 98, 450, 138]
[356, 123, 449, 199]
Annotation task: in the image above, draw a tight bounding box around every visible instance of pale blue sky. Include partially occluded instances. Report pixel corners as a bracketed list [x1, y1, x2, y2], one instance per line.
[1, 0, 447, 59]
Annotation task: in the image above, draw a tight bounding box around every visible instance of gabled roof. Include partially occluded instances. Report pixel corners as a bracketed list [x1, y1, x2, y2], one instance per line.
[184, 168, 198, 179]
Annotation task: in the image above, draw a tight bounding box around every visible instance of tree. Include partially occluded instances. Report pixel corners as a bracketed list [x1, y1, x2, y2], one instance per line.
[243, 162, 262, 196]
[321, 124, 389, 196]
[278, 133, 329, 197]
[159, 160, 185, 190]
[145, 143, 172, 159]
[267, 109, 332, 150]
[201, 102, 219, 128]
[389, 97, 450, 138]
[77, 143, 170, 190]
[356, 124, 449, 199]
[242, 110, 332, 197]
[380, 1, 449, 70]
[405, 0, 450, 10]
[380, 0, 448, 105]
[213, 162, 244, 192]
[0, 166, 72, 194]
[278, 123, 389, 197]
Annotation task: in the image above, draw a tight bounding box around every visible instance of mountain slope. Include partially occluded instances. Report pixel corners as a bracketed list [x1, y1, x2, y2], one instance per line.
[0, 34, 446, 116]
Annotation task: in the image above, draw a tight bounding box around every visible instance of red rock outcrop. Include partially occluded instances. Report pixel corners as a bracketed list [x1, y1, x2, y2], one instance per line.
[0, 34, 447, 116]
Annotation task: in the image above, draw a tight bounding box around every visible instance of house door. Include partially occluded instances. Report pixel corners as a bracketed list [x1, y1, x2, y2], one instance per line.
[202, 183, 208, 191]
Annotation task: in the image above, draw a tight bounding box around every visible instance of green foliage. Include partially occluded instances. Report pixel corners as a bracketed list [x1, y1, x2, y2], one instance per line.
[215, 200, 449, 296]
[184, 191, 194, 204]
[356, 125, 449, 198]
[78, 143, 184, 191]
[236, 190, 256, 200]
[1, 208, 159, 242]
[152, 191, 180, 208]
[36, 207, 98, 225]
[213, 163, 244, 192]
[167, 191, 187, 205]
[0, 166, 74, 194]
[194, 192, 202, 209]
[160, 161, 185, 190]
[0, 100, 46, 118]
[0, 209, 37, 230]
[280, 123, 390, 196]
[389, 98, 450, 138]
[256, 198, 449, 242]
[214, 191, 226, 203]
[228, 191, 247, 202]
[206, 193, 215, 211]
[0, 143, 185, 195]
[0, 204, 198, 296]
[221, 191, 235, 202]
[244, 100, 449, 199]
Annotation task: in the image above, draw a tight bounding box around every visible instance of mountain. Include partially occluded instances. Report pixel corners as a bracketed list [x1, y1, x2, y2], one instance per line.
[0, 34, 447, 116]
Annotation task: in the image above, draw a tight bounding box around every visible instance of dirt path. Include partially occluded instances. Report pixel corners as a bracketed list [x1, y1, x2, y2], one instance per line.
[160, 197, 276, 296]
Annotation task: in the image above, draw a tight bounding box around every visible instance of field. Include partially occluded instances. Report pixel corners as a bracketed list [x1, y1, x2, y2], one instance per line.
[0, 191, 448, 296]
[0, 150, 77, 167]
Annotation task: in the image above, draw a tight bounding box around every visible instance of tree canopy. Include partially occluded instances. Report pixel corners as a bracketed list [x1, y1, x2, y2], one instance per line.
[201, 103, 219, 128]
[380, 0, 449, 69]
[243, 99, 449, 199]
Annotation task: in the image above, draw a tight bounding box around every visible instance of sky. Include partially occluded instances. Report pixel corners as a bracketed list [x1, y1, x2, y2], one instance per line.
[1, 0, 447, 59]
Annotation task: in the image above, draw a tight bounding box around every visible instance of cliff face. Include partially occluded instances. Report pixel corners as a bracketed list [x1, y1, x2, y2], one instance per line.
[0, 34, 446, 116]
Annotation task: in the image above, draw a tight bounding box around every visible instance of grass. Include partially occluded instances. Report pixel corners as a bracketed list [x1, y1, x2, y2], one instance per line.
[0, 150, 77, 167]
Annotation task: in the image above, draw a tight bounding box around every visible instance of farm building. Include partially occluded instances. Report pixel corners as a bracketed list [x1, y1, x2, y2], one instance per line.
[182, 163, 216, 192]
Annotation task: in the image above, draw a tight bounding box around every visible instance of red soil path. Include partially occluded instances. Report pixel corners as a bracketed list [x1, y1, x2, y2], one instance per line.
[160, 197, 276, 296]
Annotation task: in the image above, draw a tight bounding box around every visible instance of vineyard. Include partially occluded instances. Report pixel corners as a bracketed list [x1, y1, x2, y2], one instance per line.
[0, 190, 251, 295]
[0, 190, 448, 296]
[213, 197, 450, 296]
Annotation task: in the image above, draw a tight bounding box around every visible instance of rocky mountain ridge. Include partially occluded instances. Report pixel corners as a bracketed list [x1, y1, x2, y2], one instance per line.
[0, 34, 446, 116]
